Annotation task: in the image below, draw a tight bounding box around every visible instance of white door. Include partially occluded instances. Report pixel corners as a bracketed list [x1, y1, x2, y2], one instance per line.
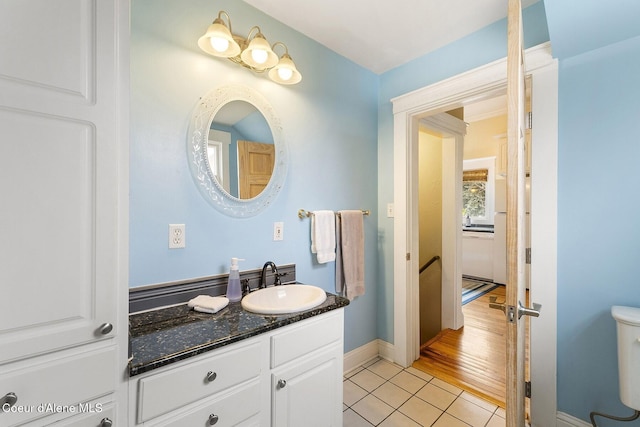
[0, 0, 124, 363]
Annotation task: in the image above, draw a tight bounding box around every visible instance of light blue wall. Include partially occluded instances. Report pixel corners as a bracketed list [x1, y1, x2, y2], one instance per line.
[376, 1, 550, 343]
[544, 0, 640, 60]
[130, 0, 379, 353]
[556, 34, 640, 423]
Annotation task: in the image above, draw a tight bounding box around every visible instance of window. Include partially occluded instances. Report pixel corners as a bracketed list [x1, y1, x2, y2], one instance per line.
[463, 169, 487, 218]
[462, 158, 495, 225]
[207, 141, 224, 185]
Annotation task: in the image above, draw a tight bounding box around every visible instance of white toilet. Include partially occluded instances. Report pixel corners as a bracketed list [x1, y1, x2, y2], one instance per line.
[611, 305, 640, 411]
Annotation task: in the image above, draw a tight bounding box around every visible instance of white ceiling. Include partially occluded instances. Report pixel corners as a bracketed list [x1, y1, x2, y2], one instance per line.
[243, 0, 539, 74]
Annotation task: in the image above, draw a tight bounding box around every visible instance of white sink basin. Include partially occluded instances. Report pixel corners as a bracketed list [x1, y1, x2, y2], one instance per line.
[241, 284, 327, 314]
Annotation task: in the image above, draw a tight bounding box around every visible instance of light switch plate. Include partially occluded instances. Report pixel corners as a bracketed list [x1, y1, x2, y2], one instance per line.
[273, 222, 284, 241]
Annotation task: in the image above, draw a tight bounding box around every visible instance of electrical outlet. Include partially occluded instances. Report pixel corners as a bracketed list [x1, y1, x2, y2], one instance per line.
[273, 222, 284, 241]
[169, 224, 185, 249]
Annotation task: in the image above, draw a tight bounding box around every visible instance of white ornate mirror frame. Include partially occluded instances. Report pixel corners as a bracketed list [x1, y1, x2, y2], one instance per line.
[187, 84, 287, 217]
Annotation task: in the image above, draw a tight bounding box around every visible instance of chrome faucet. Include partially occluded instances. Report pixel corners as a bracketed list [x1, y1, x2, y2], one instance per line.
[260, 261, 278, 289]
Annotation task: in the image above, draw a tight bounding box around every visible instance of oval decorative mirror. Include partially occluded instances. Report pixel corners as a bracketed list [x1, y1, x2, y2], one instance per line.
[187, 84, 287, 217]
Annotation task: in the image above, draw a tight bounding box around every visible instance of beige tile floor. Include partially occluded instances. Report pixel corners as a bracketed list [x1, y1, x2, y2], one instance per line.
[344, 358, 506, 427]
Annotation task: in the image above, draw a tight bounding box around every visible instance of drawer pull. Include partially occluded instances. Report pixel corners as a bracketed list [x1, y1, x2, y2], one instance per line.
[206, 371, 217, 382]
[208, 414, 219, 425]
[100, 418, 113, 427]
[98, 323, 113, 335]
[277, 379, 287, 389]
[1, 392, 17, 410]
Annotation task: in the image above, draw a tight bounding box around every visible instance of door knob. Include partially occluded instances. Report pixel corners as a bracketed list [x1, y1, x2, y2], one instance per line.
[518, 301, 541, 319]
[98, 323, 113, 335]
[277, 379, 287, 389]
[100, 418, 113, 427]
[490, 298, 541, 322]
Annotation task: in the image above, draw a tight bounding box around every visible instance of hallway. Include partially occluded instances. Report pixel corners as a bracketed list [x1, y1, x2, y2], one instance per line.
[416, 286, 508, 407]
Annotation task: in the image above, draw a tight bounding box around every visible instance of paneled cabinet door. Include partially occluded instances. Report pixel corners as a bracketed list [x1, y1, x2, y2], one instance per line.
[271, 346, 342, 427]
[0, 0, 123, 363]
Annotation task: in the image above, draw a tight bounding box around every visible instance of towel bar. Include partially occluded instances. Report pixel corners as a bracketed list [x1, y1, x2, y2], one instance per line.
[297, 209, 370, 219]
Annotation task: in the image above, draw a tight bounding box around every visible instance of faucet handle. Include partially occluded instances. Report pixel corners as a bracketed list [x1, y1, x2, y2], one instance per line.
[274, 272, 288, 286]
[241, 278, 251, 295]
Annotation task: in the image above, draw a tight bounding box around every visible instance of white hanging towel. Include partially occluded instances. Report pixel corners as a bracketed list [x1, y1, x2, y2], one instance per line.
[311, 210, 336, 263]
[335, 210, 365, 301]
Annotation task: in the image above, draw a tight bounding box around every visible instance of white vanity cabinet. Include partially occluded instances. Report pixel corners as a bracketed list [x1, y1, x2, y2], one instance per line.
[129, 309, 344, 426]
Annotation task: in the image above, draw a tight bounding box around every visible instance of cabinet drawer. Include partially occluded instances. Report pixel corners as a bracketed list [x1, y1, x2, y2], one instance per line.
[137, 340, 260, 423]
[0, 346, 115, 426]
[160, 380, 261, 427]
[271, 311, 342, 368]
[39, 402, 115, 427]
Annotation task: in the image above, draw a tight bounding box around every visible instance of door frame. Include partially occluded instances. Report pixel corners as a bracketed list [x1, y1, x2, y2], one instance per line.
[391, 42, 558, 424]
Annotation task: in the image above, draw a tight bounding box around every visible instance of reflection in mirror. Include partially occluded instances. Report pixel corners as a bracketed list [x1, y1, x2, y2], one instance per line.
[187, 84, 287, 218]
[208, 101, 274, 199]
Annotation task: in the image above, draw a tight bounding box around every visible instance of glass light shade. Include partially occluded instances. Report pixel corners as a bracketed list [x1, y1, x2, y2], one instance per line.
[240, 34, 278, 69]
[268, 54, 302, 85]
[197, 19, 241, 58]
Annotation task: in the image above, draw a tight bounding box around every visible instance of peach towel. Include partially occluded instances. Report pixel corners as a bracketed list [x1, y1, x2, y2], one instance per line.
[335, 210, 365, 300]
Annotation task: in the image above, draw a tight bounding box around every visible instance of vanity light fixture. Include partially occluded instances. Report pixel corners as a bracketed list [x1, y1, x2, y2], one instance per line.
[198, 10, 302, 85]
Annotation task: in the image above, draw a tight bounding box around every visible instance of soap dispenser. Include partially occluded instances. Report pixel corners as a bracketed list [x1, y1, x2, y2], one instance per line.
[226, 257, 244, 302]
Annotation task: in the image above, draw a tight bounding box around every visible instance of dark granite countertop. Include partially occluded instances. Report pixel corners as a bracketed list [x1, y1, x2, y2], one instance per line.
[128, 292, 349, 377]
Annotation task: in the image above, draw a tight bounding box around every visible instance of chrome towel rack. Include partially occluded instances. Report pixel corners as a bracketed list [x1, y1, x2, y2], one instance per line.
[297, 209, 370, 219]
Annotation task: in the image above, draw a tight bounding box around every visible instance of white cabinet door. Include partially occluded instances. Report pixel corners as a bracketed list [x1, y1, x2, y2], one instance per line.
[0, 0, 126, 363]
[271, 345, 342, 427]
[462, 232, 494, 280]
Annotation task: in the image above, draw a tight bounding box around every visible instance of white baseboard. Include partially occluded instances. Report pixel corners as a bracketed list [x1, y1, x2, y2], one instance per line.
[343, 339, 394, 374]
[378, 339, 394, 363]
[556, 412, 591, 427]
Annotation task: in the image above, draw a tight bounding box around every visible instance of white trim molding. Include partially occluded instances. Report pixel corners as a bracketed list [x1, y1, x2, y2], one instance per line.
[556, 412, 592, 427]
[343, 340, 395, 374]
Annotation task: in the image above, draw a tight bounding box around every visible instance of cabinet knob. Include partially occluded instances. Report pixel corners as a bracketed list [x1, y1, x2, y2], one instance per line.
[98, 323, 113, 335]
[100, 418, 113, 427]
[1, 392, 17, 409]
[206, 371, 217, 383]
[208, 414, 219, 425]
[277, 379, 287, 389]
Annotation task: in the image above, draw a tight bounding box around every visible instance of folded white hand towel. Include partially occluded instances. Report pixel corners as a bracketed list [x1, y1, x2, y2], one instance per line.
[187, 295, 229, 313]
[311, 210, 336, 264]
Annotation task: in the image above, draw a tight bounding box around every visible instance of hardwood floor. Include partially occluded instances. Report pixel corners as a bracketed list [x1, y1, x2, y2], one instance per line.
[413, 285, 510, 408]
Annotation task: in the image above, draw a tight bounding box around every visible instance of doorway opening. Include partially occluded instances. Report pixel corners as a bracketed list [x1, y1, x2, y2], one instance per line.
[390, 42, 558, 423]
[415, 96, 516, 407]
